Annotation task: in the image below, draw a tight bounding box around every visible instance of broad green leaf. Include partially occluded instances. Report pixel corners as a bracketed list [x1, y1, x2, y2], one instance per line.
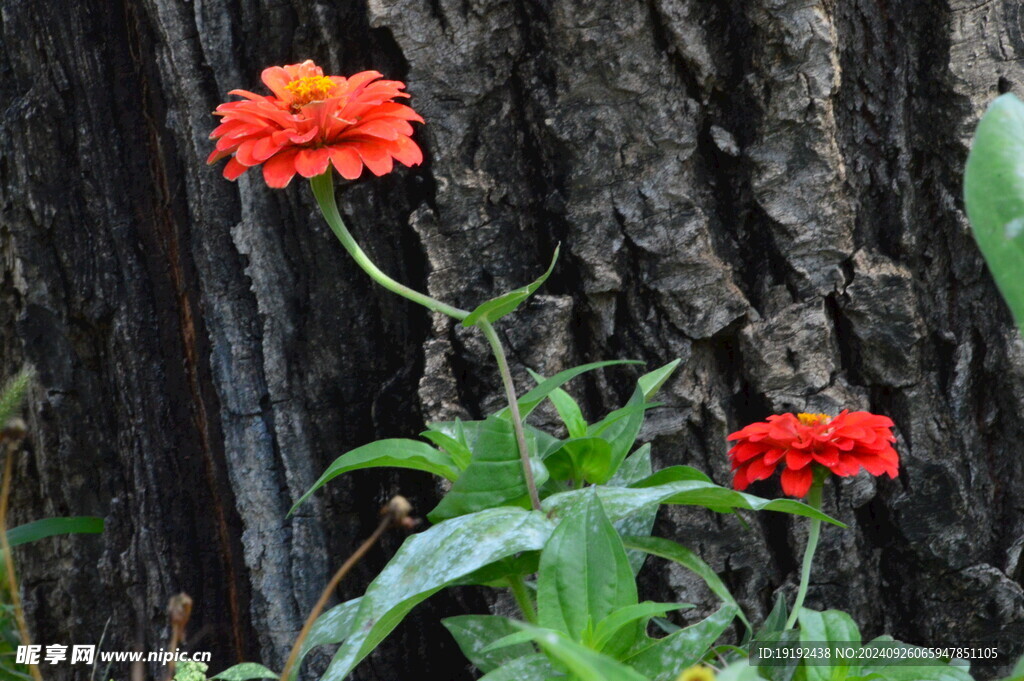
[428, 419, 562, 462]
[859, 637, 973, 681]
[624, 604, 738, 680]
[318, 507, 554, 681]
[527, 368, 588, 439]
[477, 654, 557, 681]
[6, 517, 104, 547]
[443, 615, 537, 673]
[544, 481, 845, 528]
[717, 660, 771, 681]
[608, 445, 657, 574]
[544, 437, 613, 484]
[753, 629, 801, 681]
[463, 246, 560, 326]
[537, 490, 637, 658]
[797, 609, 860, 681]
[634, 466, 714, 486]
[420, 429, 472, 470]
[489, 624, 648, 681]
[297, 597, 362, 662]
[964, 93, 1024, 329]
[290, 439, 458, 514]
[210, 663, 278, 680]
[497, 360, 644, 421]
[623, 535, 750, 630]
[428, 417, 549, 523]
[453, 552, 540, 588]
[589, 601, 691, 654]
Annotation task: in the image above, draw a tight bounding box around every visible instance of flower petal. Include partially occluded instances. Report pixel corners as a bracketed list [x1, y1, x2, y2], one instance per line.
[262, 149, 300, 188]
[294, 147, 331, 178]
[780, 466, 814, 498]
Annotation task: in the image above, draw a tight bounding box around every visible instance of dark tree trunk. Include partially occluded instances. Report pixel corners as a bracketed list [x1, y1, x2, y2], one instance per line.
[2, 0, 1023, 679]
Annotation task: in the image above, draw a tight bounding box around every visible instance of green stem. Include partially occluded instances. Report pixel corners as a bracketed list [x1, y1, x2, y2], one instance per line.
[310, 172, 541, 511]
[506, 574, 538, 624]
[478, 319, 542, 511]
[309, 173, 470, 320]
[785, 479, 824, 630]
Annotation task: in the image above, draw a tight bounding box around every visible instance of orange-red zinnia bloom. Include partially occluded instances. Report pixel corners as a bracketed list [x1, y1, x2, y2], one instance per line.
[727, 411, 899, 498]
[208, 60, 424, 188]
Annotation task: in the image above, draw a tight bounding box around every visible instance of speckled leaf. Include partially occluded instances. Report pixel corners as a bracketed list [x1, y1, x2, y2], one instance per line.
[965, 93, 1024, 330]
[537, 489, 637, 658]
[290, 439, 459, 514]
[428, 416, 550, 523]
[296, 597, 362, 665]
[489, 624, 649, 681]
[443, 615, 536, 673]
[477, 654, 557, 681]
[608, 445, 656, 574]
[624, 604, 737, 680]
[318, 508, 554, 681]
[463, 246, 560, 326]
[543, 481, 845, 527]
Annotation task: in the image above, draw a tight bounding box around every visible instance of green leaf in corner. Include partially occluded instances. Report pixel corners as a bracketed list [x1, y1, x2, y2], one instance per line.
[210, 663, 278, 680]
[443, 615, 537, 673]
[6, 517, 104, 547]
[537, 489, 638, 658]
[317, 507, 554, 681]
[463, 246, 560, 327]
[290, 439, 459, 515]
[428, 417, 550, 523]
[965, 93, 1024, 330]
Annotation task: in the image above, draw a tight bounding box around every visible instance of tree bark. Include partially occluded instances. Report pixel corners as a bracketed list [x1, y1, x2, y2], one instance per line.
[2, 0, 1022, 679]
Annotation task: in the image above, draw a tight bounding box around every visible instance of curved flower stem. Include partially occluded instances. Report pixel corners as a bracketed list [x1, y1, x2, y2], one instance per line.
[785, 479, 824, 630]
[309, 173, 541, 512]
[309, 173, 471, 320]
[477, 319, 542, 511]
[506, 574, 538, 624]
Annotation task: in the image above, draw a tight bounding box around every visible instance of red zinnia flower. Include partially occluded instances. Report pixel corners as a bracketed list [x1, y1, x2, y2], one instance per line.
[726, 411, 899, 498]
[208, 60, 424, 188]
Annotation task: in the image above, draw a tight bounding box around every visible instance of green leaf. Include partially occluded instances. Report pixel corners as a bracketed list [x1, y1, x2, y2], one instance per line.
[498, 360, 644, 421]
[297, 597, 362, 663]
[428, 417, 549, 523]
[537, 490, 638, 658]
[965, 93, 1024, 330]
[463, 246, 560, 326]
[1011, 653, 1024, 680]
[623, 535, 750, 630]
[608, 445, 657, 574]
[624, 604, 738, 681]
[290, 439, 459, 515]
[477, 654, 557, 681]
[527, 369, 588, 439]
[797, 609, 860, 681]
[6, 517, 104, 547]
[760, 593, 789, 637]
[318, 507, 554, 681]
[428, 419, 562, 463]
[489, 624, 649, 681]
[544, 480, 846, 528]
[544, 437, 613, 484]
[589, 601, 691, 654]
[634, 465, 714, 486]
[420, 428, 473, 470]
[638, 358, 681, 400]
[443, 615, 537, 673]
[858, 637, 973, 681]
[210, 663, 278, 680]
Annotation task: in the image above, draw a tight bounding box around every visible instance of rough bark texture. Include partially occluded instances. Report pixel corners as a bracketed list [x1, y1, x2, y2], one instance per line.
[2, 0, 1023, 679]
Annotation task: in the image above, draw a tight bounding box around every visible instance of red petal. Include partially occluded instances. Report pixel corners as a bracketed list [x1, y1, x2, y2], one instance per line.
[262, 149, 300, 188]
[354, 142, 394, 175]
[390, 135, 423, 167]
[295, 147, 331, 178]
[780, 466, 814, 498]
[223, 157, 247, 181]
[328, 146, 364, 180]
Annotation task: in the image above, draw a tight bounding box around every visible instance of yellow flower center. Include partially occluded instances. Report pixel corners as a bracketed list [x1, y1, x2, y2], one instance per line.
[797, 412, 831, 426]
[676, 665, 716, 681]
[284, 75, 338, 106]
